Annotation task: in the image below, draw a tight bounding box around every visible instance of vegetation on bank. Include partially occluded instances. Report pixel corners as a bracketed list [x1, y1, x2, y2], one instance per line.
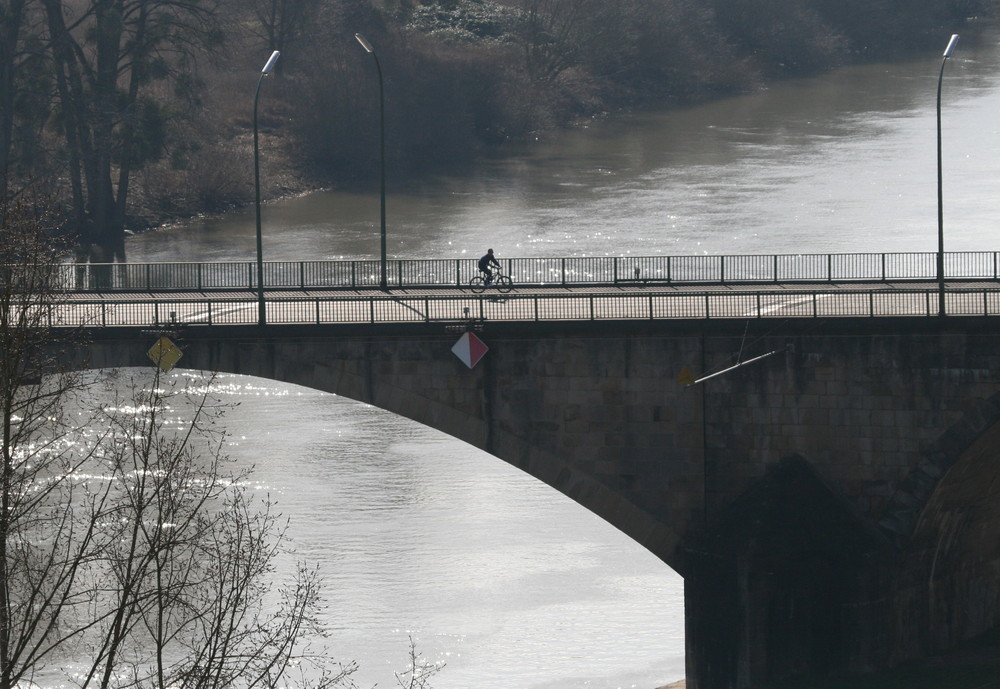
[1, 0, 996, 259]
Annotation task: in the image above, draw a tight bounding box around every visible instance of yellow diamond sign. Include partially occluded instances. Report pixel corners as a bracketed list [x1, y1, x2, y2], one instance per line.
[147, 336, 183, 373]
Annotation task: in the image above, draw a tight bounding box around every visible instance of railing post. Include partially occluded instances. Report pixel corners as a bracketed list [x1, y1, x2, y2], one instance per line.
[197, 263, 203, 291]
[720, 255, 726, 284]
[827, 254, 833, 282]
[249, 262, 254, 290]
[351, 261, 357, 289]
[316, 298, 320, 324]
[667, 256, 672, 283]
[207, 301, 213, 326]
[300, 261, 305, 289]
[369, 297, 375, 323]
[589, 295, 594, 320]
[869, 291, 874, 317]
[397, 260, 403, 288]
[146, 263, 152, 291]
[881, 253, 886, 282]
[613, 257, 618, 285]
[562, 258, 567, 287]
[456, 259, 461, 288]
[154, 301, 160, 325]
[773, 254, 778, 283]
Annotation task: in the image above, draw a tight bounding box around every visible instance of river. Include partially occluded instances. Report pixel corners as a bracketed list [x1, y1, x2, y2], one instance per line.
[124, 23, 1000, 689]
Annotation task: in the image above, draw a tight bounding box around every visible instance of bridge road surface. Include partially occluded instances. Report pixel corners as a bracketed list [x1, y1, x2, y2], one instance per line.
[49, 280, 1000, 326]
[45, 280, 1000, 327]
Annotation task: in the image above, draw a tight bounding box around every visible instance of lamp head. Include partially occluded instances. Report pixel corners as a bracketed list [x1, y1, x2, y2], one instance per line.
[943, 34, 959, 58]
[355, 33, 374, 53]
[262, 50, 280, 75]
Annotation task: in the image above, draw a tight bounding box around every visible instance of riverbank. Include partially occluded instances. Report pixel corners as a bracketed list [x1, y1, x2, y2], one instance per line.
[129, 14, 1000, 241]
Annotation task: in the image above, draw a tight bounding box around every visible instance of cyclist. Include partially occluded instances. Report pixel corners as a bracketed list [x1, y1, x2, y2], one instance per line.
[478, 248, 501, 285]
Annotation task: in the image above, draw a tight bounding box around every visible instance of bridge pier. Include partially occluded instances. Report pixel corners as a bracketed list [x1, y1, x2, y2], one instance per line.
[683, 456, 892, 688]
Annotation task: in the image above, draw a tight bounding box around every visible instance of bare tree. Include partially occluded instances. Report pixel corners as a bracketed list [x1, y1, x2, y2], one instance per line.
[0, 199, 358, 689]
[0, 199, 101, 689]
[0, 0, 51, 204]
[246, 0, 321, 64]
[40, 0, 224, 262]
[0, 0, 28, 202]
[394, 636, 444, 689]
[68, 368, 358, 689]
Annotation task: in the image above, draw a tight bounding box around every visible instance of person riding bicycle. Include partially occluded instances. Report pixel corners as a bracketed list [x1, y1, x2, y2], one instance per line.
[478, 248, 501, 285]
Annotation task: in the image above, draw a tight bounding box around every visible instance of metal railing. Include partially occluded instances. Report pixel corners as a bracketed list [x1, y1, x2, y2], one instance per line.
[55, 251, 1000, 292]
[39, 287, 1000, 328]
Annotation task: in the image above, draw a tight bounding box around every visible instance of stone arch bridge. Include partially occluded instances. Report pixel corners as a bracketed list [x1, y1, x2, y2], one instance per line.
[69, 315, 1000, 689]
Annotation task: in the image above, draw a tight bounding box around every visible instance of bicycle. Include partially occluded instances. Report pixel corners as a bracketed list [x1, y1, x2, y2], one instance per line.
[469, 268, 513, 294]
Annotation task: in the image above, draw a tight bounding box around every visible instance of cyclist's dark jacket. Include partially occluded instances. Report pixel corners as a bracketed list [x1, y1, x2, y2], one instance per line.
[479, 253, 500, 271]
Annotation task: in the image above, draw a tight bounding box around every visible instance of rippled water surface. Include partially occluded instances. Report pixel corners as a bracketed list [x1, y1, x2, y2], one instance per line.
[203, 375, 684, 689]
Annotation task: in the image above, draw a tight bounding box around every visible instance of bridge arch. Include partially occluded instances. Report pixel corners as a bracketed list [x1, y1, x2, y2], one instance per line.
[75, 322, 705, 572]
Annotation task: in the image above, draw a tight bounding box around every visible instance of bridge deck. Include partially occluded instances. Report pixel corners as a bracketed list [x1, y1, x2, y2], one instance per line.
[40, 280, 1000, 327]
[57, 278, 1000, 297]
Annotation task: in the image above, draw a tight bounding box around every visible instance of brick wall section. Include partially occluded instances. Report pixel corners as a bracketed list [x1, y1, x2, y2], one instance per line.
[701, 324, 1000, 531]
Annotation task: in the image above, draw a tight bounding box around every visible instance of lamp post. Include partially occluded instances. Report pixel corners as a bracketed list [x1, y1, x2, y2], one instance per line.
[937, 33, 959, 317]
[253, 49, 281, 326]
[355, 32, 388, 290]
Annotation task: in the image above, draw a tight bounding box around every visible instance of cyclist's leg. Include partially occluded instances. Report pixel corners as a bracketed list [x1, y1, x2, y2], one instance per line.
[484, 268, 493, 285]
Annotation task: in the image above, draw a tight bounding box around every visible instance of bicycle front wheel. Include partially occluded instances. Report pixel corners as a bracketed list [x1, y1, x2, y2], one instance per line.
[469, 276, 487, 293]
[496, 275, 513, 293]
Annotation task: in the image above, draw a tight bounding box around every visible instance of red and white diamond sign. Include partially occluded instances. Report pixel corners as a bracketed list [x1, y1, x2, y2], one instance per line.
[452, 331, 489, 369]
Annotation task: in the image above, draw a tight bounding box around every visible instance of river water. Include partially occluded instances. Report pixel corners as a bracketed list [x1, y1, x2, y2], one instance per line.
[124, 24, 1000, 689]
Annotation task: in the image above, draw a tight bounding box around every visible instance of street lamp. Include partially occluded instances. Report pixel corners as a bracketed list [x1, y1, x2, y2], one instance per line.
[253, 49, 280, 326]
[355, 32, 388, 290]
[936, 33, 959, 317]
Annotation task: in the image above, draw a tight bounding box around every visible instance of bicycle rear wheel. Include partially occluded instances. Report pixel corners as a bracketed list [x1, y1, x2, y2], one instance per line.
[469, 275, 487, 293]
[496, 275, 513, 293]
